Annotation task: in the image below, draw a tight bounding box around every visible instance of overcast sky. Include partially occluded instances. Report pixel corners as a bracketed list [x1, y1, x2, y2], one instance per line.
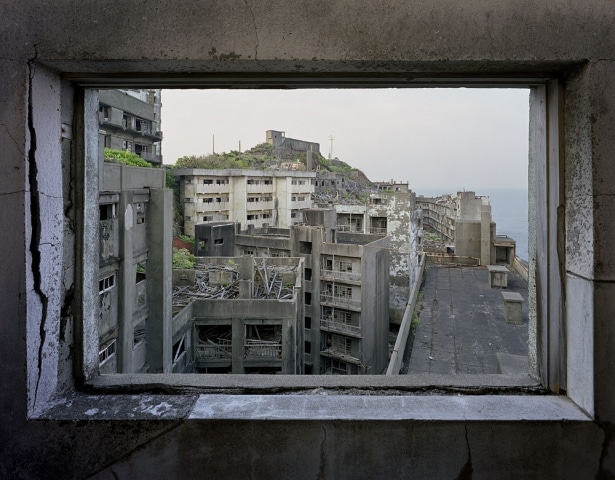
[161, 88, 529, 193]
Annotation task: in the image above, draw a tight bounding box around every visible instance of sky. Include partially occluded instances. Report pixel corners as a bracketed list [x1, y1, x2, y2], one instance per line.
[161, 88, 529, 193]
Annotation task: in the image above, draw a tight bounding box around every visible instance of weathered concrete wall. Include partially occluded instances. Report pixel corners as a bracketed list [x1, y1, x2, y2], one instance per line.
[2, 1, 615, 478]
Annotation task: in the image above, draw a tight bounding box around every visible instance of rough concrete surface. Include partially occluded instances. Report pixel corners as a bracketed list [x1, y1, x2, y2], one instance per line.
[2, 1, 615, 478]
[408, 264, 528, 375]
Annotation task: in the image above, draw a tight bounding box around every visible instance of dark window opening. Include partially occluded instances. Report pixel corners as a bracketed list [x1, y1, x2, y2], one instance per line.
[299, 241, 312, 254]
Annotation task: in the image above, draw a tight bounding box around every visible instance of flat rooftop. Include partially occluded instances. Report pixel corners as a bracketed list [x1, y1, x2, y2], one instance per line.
[406, 263, 529, 375]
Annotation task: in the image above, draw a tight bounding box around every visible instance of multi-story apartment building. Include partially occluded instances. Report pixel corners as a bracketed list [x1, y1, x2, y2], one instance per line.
[417, 191, 509, 265]
[417, 193, 458, 242]
[319, 181, 422, 323]
[97, 159, 173, 374]
[194, 210, 390, 375]
[171, 256, 304, 374]
[174, 169, 316, 236]
[98, 89, 163, 165]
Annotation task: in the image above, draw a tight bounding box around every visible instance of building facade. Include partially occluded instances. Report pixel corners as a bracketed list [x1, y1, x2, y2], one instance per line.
[174, 168, 316, 236]
[417, 191, 506, 265]
[323, 182, 421, 323]
[98, 89, 163, 165]
[98, 159, 173, 374]
[195, 211, 391, 375]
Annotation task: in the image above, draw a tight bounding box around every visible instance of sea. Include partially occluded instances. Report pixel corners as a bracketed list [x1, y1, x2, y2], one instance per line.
[416, 188, 529, 262]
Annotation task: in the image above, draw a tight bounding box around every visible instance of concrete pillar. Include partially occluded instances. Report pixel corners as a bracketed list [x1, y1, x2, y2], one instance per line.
[480, 204, 492, 265]
[145, 188, 173, 373]
[239, 280, 252, 299]
[282, 316, 295, 373]
[118, 190, 135, 373]
[232, 319, 244, 374]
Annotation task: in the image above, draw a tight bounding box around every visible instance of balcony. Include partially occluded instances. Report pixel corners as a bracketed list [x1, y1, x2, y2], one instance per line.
[320, 317, 362, 337]
[370, 227, 387, 235]
[196, 184, 231, 194]
[195, 339, 232, 360]
[320, 268, 361, 283]
[320, 293, 361, 311]
[244, 340, 282, 359]
[319, 347, 361, 365]
[139, 152, 162, 165]
[196, 201, 229, 213]
[247, 183, 273, 193]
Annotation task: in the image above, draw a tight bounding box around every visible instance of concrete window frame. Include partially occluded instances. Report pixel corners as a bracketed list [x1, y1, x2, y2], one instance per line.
[30, 69, 589, 424]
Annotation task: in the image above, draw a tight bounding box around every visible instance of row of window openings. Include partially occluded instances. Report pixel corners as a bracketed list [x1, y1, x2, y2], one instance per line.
[305, 286, 354, 306]
[186, 214, 230, 222]
[185, 197, 229, 203]
[291, 196, 307, 202]
[98, 265, 146, 295]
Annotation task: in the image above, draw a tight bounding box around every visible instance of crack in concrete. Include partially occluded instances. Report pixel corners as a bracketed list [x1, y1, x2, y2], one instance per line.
[318, 425, 327, 479]
[456, 423, 473, 479]
[243, 0, 259, 60]
[0, 190, 25, 196]
[596, 418, 615, 479]
[0, 123, 25, 156]
[27, 46, 49, 408]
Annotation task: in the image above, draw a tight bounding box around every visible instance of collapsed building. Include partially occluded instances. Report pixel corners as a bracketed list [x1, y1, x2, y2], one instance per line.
[172, 257, 304, 374]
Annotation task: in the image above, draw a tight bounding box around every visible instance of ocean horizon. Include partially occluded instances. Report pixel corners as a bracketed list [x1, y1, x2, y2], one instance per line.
[416, 187, 529, 262]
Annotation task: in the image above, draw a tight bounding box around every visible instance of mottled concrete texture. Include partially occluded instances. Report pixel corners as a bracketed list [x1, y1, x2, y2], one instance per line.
[2, 1, 615, 478]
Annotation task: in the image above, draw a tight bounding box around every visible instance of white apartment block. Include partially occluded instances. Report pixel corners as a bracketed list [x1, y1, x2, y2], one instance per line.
[174, 169, 316, 236]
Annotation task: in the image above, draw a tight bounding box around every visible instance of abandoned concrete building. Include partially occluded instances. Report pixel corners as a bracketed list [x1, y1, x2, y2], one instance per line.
[265, 129, 321, 158]
[97, 135, 173, 373]
[321, 182, 421, 322]
[4, 2, 615, 478]
[418, 190, 515, 265]
[194, 211, 391, 375]
[98, 89, 163, 165]
[174, 168, 315, 235]
[171, 257, 304, 374]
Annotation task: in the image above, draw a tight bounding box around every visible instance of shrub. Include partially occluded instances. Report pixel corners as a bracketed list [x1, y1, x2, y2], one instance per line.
[172, 248, 195, 269]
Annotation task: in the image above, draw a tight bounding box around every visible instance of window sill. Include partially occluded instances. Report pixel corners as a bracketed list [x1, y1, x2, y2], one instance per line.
[35, 373, 590, 423]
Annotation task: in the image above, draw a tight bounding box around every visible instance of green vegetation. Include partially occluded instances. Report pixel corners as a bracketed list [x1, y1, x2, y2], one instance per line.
[178, 234, 195, 246]
[172, 248, 195, 269]
[171, 143, 369, 177]
[165, 168, 177, 189]
[423, 232, 443, 242]
[104, 148, 152, 168]
[174, 145, 277, 170]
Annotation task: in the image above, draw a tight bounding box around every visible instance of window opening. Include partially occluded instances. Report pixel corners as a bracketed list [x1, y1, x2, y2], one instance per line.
[85, 86, 536, 384]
